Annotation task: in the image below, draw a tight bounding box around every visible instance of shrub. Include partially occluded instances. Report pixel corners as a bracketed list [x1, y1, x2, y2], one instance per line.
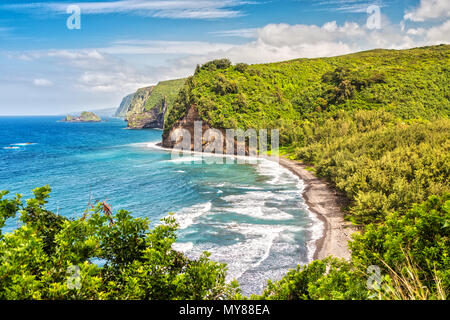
[0, 186, 240, 300]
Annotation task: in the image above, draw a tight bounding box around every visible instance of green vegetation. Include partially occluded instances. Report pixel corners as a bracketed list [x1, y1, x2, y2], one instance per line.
[163, 45, 450, 300]
[293, 111, 449, 224]
[165, 45, 449, 135]
[1, 187, 447, 300]
[2, 45, 449, 300]
[0, 187, 239, 299]
[142, 79, 186, 120]
[126, 79, 186, 129]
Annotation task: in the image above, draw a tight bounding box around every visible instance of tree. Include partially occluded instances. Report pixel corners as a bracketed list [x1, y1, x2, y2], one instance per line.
[0, 186, 240, 300]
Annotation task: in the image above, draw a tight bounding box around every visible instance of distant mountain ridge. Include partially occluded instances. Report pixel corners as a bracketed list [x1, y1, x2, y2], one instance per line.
[62, 108, 116, 118]
[114, 93, 134, 118]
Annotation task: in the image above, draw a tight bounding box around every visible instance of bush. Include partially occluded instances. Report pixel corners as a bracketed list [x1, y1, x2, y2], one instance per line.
[255, 257, 368, 300]
[0, 186, 240, 300]
[255, 194, 449, 300]
[235, 63, 248, 73]
[350, 193, 450, 294]
[200, 59, 232, 72]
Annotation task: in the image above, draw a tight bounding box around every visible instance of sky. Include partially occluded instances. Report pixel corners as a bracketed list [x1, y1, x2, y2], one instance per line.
[0, 0, 449, 115]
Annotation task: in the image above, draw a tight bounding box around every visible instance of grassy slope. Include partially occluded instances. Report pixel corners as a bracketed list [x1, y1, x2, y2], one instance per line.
[126, 79, 186, 128]
[165, 45, 449, 134]
[142, 78, 186, 119]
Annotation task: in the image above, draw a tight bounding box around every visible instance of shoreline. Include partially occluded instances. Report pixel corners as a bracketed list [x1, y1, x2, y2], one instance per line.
[278, 157, 357, 260]
[149, 141, 356, 261]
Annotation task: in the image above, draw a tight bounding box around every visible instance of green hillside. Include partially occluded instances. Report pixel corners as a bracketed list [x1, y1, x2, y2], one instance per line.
[162, 46, 450, 299]
[164, 45, 450, 225]
[165, 45, 449, 135]
[142, 78, 186, 121]
[126, 79, 185, 128]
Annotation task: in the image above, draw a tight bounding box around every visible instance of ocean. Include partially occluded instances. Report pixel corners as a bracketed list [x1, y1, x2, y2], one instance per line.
[0, 116, 321, 295]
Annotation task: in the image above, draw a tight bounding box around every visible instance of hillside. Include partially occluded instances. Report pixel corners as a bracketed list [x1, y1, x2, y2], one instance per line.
[162, 45, 450, 225]
[124, 86, 154, 128]
[125, 79, 186, 129]
[163, 45, 449, 139]
[160, 45, 450, 298]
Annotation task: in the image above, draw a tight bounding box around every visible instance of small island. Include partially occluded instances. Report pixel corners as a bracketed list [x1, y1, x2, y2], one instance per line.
[60, 111, 102, 122]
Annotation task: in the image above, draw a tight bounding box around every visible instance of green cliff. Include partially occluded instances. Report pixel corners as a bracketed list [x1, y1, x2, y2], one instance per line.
[162, 45, 450, 226]
[125, 79, 186, 129]
[114, 93, 134, 118]
[163, 45, 449, 140]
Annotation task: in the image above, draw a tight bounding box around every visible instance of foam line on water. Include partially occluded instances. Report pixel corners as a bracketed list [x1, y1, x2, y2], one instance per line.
[10, 143, 37, 146]
[146, 140, 324, 268]
[222, 192, 295, 221]
[180, 222, 286, 282]
[255, 158, 324, 262]
[172, 241, 194, 252]
[173, 202, 212, 229]
[145, 141, 262, 163]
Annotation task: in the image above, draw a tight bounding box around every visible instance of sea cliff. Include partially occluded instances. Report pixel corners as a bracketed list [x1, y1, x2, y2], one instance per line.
[114, 93, 134, 118]
[162, 45, 450, 150]
[115, 78, 186, 129]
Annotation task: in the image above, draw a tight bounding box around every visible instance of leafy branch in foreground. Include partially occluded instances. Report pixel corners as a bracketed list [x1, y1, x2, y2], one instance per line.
[1, 187, 447, 300]
[254, 194, 449, 300]
[0, 186, 240, 300]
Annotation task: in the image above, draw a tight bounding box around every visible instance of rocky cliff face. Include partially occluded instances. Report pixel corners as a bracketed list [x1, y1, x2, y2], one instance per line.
[125, 86, 155, 128]
[162, 106, 247, 155]
[127, 98, 167, 129]
[162, 106, 209, 148]
[125, 79, 185, 129]
[114, 93, 134, 118]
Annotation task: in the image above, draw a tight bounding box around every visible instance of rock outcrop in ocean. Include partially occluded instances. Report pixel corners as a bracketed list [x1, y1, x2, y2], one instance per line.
[61, 111, 101, 122]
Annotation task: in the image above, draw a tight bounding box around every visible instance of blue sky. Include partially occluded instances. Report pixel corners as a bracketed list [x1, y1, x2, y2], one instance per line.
[0, 0, 448, 115]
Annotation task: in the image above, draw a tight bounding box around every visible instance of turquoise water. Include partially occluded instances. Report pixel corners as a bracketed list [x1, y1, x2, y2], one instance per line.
[0, 116, 321, 295]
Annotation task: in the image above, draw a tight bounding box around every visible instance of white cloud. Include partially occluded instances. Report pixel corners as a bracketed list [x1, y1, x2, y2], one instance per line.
[3, 0, 248, 19]
[406, 27, 426, 35]
[311, 0, 387, 13]
[256, 22, 365, 47]
[103, 40, 237, 55]
[425, 20, 450, 42]
[209, 28, 258, 38]
[404, 0, 450, 21]
[33, 78, 54, 87]
[171, 21, 422, 67]
[18, 19, 450, 94]
[404, 20, 450, 44]
[7, 17, 450, 113]
[19, 50, 150, 92]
